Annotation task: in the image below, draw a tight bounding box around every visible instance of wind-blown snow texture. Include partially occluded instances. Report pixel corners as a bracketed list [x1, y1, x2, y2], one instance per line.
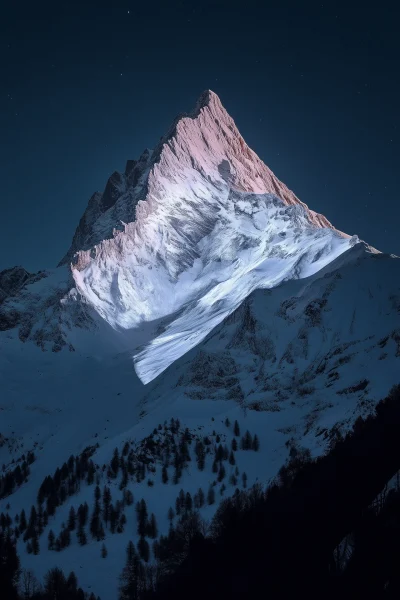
[0, 90, 399, 600]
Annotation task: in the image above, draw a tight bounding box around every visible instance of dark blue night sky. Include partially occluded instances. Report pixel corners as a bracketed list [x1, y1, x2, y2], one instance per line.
[1, 0, 399, 271]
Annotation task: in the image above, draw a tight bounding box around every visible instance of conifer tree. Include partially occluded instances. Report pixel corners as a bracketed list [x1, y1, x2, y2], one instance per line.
[123, 489, 134, 506]
[67, 506, 76, 531]
[19, 509, 27, 532]
[67, 571, 78, 594]
[111, 448, 120, 476]
[101, 543, 108, 558]
[229, 473, 238, 486]
[94, 485, 101, 502]
[234, 420, 240, 437]
[185, 492, 193, 512]
[242, 472, 248, 488]
[136, 499, 148, 537]
[103, 486, 112, 524]
[77, 523, 87, 546]
[229, 451, 236, 465]
[252, 434, 260, 451]
[218, 463, 226, 482]
[27, 505, 37, 537]
[240, 430, 253, 450]
[48, 529, 55, 550]
[207, 486, 215, 505]
[90, 503, 101, 540]
[198, 487, 205, 508]
[216, 444, 224, 462]
[147, 513, 158, 539]
[175, 496, 181, 516]
[120, 541, 144, 600]
[162, 465, 169, 484]
[231, 438, 238, 451]
[31, 533, 40, 555]
[137, 536, 150, 563]
[195, 440, 206, 471]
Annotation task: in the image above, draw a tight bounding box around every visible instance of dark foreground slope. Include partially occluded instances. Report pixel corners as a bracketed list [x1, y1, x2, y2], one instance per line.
[147, 385, 400, 600]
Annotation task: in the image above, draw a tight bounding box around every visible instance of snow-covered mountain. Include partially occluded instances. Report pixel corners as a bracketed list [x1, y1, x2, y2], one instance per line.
[0, 90, 399, 599]
[1, 90, 358, 381]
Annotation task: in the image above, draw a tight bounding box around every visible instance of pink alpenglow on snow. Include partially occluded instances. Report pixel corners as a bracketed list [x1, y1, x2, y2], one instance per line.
[60, 90, 359, 382]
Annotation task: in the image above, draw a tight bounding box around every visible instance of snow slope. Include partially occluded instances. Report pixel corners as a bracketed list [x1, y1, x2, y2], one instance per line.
[1, 242, 399, 600]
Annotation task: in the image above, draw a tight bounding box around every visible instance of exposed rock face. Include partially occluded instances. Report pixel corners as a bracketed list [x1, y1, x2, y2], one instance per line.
[58, 149, 152, 266]
[0, 266, 32, 303]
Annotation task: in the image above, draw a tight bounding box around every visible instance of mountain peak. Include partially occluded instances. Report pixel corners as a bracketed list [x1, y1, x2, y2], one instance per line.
[193, 89, 221, 112]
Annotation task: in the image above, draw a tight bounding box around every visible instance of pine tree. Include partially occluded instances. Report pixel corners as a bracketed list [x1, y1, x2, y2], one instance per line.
[147, 513, 158, 539]
[77, 524, 87, 546]
[167, 507, 175, 523]
[101, 543, 108, 558]
[111, 448, 120, 476]
[137, 536, 150, 563]
[185, 492, 193, 512]
[103, 486, 112, 524]
[48, 529, 55, 550]
[90, 503, 101, 540]
[234, 420, 240, 437]
[225, 418, 230, 427]
[207, 486, 215, 505]
[77, 502, 89, 527]
[19, 509, 27, 532]
[94, 485, 101, 502]
[241, 430, 253, 450]
[175, 496, 181, 516]
[120, 541, 143, 600]
[136, 499, 148, 537]
[98, 522, 105, 540]
[216, 444, 224, 462]
[27, 505, 37, 538]
[212, 458, 218, 473]
[67, 506, 76, 531]
[252, 434, 260, 451]
[32, 533, 40, 555]
[67, 571, 78, 594]
[242, 472, 248, 488]
[195, 440, 206, 471]
[229, 474, 238, 486]
[231, 438, 238, 451]
[197, 487, 205, 508]
[162, 465, 169, 484]
[123, 489, 134, 506]
[218, 463, 226, 482]
[229, 451, 236, 465]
